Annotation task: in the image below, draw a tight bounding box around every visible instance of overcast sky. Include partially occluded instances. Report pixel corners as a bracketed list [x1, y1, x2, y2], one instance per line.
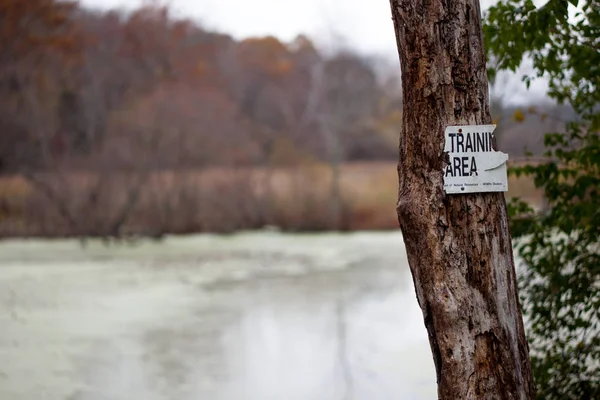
[80, 0, 504, 58]
[79, 0, 553, 103]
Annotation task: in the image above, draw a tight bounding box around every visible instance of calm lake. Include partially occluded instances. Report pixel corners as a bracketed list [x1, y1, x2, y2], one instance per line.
[0, 231, 437, 400]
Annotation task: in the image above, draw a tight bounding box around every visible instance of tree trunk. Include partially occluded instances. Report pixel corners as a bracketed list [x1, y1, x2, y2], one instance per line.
[388, 1, 535, 399]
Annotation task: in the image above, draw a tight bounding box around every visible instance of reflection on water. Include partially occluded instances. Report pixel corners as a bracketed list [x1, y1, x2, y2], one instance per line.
[0, 232, 436, 400]
[223, 287, 435, 400]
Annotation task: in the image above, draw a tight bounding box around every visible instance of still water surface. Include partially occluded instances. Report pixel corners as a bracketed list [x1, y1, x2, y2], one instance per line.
[0, 231, 436, 400]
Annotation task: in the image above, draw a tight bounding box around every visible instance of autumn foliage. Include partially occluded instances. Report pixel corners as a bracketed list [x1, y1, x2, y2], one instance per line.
[0, 1, 551, 237]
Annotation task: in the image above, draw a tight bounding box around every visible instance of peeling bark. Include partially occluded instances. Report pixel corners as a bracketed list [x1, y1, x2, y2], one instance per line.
[388, 1, 535, 399]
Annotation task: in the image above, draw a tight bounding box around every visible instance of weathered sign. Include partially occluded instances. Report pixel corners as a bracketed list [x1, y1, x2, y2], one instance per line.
[443, 125, 508, 194]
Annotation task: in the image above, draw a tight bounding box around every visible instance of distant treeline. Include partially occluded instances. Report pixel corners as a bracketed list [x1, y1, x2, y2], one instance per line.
[0, 0, 573, 174]
[1, 0, 406, 174]
[0, 0, 561, 238]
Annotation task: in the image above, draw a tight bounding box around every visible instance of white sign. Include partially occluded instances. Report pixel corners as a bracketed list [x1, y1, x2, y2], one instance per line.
[443, 125, 508, 194]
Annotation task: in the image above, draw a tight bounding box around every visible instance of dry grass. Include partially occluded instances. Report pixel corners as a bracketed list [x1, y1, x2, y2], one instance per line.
[0, 162, 544, 237]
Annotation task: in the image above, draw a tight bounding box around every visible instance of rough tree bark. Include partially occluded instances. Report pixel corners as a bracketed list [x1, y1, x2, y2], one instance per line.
[388, 1, 535, 399]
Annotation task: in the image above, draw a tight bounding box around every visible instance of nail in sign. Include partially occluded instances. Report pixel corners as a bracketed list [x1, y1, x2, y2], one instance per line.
[443, 125, 508, 194]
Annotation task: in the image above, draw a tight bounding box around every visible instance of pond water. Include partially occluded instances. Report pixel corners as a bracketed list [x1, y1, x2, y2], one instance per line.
[0, 231, 436, 400]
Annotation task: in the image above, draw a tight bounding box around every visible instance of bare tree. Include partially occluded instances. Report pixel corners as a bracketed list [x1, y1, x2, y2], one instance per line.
[307, 53, 379, 229]
[389, 1, 535, 399]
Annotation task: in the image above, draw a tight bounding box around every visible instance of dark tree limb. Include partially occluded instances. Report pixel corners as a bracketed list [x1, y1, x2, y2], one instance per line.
[388, 1, 535, 398]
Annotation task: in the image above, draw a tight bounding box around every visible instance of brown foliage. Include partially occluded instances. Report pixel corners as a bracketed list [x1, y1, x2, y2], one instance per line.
[0, 0, 80, 58]
[0, 1, 554, 237]
[0, 162, 543, 238]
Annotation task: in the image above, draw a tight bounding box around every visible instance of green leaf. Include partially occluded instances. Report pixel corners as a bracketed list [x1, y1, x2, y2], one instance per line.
[484, 1, 600, 397]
